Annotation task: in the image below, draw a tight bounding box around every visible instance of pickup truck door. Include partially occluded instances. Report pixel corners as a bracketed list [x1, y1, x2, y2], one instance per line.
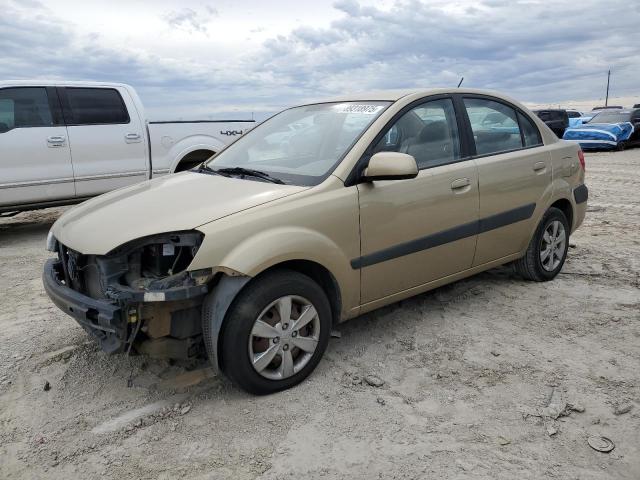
[58, 86, 148, 197]
[0, 86, 75, 210]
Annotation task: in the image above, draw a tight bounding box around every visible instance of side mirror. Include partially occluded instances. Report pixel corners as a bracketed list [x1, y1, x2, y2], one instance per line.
[363, 152, 418, 182]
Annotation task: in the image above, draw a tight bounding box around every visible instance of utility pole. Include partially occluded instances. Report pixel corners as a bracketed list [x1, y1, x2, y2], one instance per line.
[605, 70, 611, 107]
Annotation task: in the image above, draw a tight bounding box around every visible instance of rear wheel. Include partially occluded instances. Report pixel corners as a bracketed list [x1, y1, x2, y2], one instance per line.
[219, 270, 331, 394]
[514, 207, 569, 281]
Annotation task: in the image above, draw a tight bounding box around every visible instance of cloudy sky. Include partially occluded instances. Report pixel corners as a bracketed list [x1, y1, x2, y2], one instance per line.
[2, 0, 638, 120]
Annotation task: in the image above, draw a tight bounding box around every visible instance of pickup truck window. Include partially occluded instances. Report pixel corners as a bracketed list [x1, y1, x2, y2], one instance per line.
[0, 87, 53, 132]
[205, 101, 391, 186]
[63, 87, 129, 125]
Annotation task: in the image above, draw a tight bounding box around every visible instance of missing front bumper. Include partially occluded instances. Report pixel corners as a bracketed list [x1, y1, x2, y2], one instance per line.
[43, 259, 210, 357]
[43, 259, 126, 353]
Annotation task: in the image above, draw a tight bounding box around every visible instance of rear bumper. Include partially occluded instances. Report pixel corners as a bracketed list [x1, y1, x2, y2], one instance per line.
[43, 258, 127, 353]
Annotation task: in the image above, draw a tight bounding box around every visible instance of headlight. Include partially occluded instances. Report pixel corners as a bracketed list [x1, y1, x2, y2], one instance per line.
[46, 230, 58, 252]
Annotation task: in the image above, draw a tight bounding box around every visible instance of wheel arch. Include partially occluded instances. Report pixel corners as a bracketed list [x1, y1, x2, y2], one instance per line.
[173, 148, 217, 172]
[518, 192, 575, 258]
[165, 136, 225, 172]
[208, 260, 342, 374]
[252, 259, 342, 328]
[549, 197, 574, 232]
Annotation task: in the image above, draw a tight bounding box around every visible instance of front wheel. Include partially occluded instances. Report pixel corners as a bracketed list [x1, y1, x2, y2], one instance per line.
[514, 207, 570, 281]
[219, 270, 331, 394]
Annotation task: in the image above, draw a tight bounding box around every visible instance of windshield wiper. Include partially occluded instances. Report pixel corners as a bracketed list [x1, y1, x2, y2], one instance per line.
[215, 167, 285, 184]
[193, 164, 231, 177]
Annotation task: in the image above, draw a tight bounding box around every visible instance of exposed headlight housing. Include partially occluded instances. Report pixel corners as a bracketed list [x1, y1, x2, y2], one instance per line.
[100, 231, 208, 292]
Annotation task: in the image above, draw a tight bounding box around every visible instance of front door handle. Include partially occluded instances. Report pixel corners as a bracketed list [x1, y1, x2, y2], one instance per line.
[46, 135, 66, 147]
[533, 161, 547, 173]
[125, 133, 142, 143]
[451, 178, 471, 190]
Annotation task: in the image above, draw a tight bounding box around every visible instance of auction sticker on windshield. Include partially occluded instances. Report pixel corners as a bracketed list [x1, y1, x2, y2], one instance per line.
[333, 103, 385, 114]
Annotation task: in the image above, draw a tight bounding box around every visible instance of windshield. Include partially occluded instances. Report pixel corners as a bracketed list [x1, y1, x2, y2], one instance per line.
[587, 111, 631, 124]
[205, 101, 390, 185]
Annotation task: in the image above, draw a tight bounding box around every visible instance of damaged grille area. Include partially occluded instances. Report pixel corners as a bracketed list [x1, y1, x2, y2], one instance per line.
[50, 231, 211, 361]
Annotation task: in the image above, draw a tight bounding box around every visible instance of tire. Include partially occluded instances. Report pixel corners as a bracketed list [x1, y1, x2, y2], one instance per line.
[219, 269, 331, 395]
[616, 141, 626, 152]
[514, 207, 570, 282]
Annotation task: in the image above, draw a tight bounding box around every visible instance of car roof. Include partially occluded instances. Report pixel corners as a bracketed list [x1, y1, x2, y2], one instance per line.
[307, 88, 521, 104]
[0, 80, 131, 88]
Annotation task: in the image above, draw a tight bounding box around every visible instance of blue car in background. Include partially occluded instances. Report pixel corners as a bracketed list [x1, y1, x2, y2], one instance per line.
[563, 109, 640, 150]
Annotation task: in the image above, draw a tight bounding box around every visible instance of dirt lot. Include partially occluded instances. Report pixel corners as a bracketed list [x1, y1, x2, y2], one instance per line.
[1, 150, 639, 479]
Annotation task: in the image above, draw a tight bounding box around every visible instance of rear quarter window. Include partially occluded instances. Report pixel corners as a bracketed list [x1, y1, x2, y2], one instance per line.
[517, 112, 543, 147]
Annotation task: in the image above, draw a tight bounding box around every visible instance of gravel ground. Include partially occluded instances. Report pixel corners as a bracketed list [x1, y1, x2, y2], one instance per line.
[1, 150, 639, 479]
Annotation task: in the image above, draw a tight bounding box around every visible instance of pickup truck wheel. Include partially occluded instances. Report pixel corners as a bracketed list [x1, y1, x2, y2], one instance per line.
[220, 270, 331, 395]
[514, 207, 569, 282]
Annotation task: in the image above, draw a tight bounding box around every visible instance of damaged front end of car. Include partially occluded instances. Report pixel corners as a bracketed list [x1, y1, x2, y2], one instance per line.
[43, 231, 214, 362]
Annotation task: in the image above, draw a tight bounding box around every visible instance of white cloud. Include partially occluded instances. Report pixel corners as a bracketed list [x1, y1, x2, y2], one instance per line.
[163, 6, 218, 34]
[1, 0, 638, 120]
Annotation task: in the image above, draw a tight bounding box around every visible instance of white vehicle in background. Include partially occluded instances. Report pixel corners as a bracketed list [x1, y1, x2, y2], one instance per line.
[0, 81, 254, 215]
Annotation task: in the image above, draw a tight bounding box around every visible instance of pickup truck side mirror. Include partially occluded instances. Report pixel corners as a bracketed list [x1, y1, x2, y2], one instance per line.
[363, 152, 418, 181]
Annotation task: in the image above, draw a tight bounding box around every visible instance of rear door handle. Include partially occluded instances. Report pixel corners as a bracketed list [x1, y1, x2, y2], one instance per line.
[125, 133, 142, 143]
[533, 161, 547, 172]
[451, 178, 471, 191]
[46, 135, 66, 147]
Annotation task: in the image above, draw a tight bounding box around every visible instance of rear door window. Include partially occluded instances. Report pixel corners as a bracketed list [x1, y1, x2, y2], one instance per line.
[63, 88, 129, 125]
[0, 87, 53, 131]
[464, 98, 523, 155]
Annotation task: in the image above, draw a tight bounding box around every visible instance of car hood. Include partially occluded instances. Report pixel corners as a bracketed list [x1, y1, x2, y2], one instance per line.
[51, 172, 308, 255]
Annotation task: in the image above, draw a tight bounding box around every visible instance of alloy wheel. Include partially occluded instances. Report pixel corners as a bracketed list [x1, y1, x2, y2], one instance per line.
[248, 295, 321, 380]
[540, 220, 566, 272]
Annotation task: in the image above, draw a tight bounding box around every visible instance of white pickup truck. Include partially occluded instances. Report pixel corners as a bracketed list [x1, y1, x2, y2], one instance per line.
[0, 81, 254, 215]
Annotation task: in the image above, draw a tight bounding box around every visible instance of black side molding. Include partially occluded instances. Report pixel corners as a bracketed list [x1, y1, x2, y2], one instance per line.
[351, 203, 536, 269]
[573, 184, 588, 204]
[351, 220, 478, 269]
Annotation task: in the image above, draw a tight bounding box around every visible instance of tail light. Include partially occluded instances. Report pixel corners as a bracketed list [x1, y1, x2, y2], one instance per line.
[578, 150, 585, 171]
